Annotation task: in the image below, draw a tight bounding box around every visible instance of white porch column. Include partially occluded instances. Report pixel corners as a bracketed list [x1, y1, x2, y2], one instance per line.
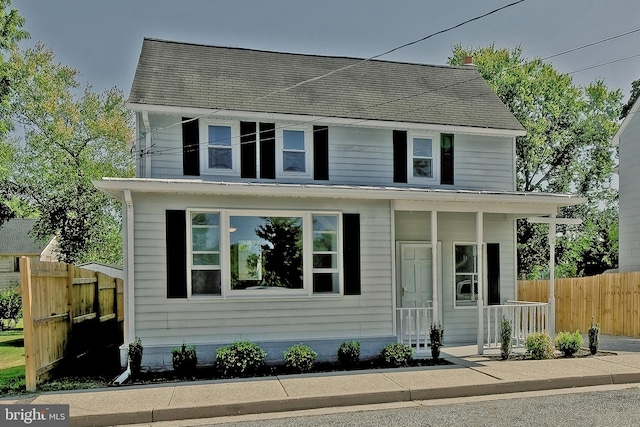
[431, 210, 438, 324]
[476, 211, 485, 354]
[548, 214, 557, 339]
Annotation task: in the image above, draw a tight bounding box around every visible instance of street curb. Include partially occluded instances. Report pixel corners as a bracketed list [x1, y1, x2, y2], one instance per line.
[66, 373, 640, 427]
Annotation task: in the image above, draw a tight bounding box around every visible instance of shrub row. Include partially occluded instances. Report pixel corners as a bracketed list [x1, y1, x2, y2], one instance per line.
[130, 339, 423, 377]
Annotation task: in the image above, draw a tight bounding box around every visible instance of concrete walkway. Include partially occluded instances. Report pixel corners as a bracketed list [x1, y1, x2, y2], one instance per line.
[3, 343, 640, 427]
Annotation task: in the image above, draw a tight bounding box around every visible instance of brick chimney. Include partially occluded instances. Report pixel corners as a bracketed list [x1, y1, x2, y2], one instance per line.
[463, 56, 474, 65]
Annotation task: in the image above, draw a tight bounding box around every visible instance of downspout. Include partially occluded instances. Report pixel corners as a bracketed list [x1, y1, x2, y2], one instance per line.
[123, 190, 135, 364]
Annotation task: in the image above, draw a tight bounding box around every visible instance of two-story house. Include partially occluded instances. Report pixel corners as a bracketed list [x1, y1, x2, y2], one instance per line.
[95, 38, 582, 368]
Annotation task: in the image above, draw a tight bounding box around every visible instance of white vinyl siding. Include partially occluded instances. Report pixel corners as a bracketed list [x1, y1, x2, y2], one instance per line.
[619, 114, 640, 272]
[143, 114, 516, 191]
[131, 193, 393, 346]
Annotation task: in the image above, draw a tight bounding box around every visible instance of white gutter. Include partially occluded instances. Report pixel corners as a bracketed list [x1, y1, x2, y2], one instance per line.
[94, 178, 585, 209]
[125, 103, 527, 138]
[123, 190, 135, 352]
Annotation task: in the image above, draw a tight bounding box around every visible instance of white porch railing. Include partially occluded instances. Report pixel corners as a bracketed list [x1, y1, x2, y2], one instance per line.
[483, 301, 550, 350]
[396, 305, 434, 352]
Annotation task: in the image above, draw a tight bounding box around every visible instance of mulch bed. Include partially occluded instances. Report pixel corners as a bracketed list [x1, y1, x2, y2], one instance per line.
[122, 357, 453, 386]
[488, 348, 617, 361]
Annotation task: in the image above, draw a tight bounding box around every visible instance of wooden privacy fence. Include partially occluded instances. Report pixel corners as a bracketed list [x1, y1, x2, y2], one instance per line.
[518, 271, 640, 338]
[20, 258, 124, 391]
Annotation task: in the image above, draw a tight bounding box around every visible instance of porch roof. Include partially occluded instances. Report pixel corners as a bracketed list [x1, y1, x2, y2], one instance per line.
[94, 178, 584, 215]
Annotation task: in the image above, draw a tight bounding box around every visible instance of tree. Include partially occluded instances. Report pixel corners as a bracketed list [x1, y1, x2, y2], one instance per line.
[0, 0, 28, 227]
[620, 77, 640, 119]
[448, 45, 622, 277]
[6, 42, 133, 263]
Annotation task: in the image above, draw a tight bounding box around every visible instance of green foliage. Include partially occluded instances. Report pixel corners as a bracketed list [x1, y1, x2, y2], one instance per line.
[128, 337, 143, 377]
[215, 340, 267, 378]
[588, 318, 600, 355]
[429, 323, 444, 360]
[171, 344, 198, 374]
[380, 343, 413, 367]
[283, 343, 318, 373]
[0, 287, 21, 329]
[620, 77, 640, 119]
[2, 38, 133, 264]
[500, 317, 513, 360]
[254, 217, 303, 288]
[449, 44, 622, 277]
[555, 330, 583, 357]
[524, 332, 555, 360]
[337, 340, 360, 368]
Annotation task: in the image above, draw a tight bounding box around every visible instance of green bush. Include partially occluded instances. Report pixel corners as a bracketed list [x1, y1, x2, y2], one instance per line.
[555, 330, 583, 357]
[524, 333, 555, 360]
[429, 323, 444, 360]
[380, 343, 413, 367]
[128, 337, 143, 378]
[0, 287, 22, 330]
[283, 343, 318, 372]
[337, 340, 360, 368]
[500, 317, 513, 360]
[172, 343, 198, 374]
[588, 318, 600, 355]
[214, 340, 266, 377]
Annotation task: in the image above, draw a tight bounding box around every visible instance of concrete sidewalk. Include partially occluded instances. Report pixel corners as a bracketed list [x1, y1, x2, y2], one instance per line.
[3, 347, 640, 427]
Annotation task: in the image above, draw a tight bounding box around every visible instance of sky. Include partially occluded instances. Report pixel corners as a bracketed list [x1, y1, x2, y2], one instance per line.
[13, 0, 640, 102]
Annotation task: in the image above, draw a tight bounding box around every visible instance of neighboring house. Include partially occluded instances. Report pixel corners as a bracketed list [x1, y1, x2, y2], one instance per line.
[94, 38, 583, 368]
[78, 263, 124, 280]
[612, 96, 640, 272]
[0, 218, 57, 288]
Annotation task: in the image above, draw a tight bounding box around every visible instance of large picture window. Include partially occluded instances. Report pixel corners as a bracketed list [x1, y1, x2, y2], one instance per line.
[230, 215, 303, 290]
[187, 210, 342, 297]
[454, 244, 478, 307]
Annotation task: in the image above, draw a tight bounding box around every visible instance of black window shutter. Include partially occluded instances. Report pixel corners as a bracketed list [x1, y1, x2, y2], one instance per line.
[166, 210, 187, 298]
[182, 118, 200, 176]
[441, 133, 454, 185]
[393, 130, 407, 183]
[343, 213, 361, 295]
[240, 121, 257, 178]
[313, 126, 329, 180]
[259, 122, 276, 179]
[487, 243, 500, 305]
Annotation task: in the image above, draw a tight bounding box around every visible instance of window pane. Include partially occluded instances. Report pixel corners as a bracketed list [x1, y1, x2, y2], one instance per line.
[230, 216, 303, 290]
[191, 270, 221, 295]
[456, 275, 477, 302]
[313, 254, 337, 268]
[193, 254, 220, 266]
[209, 147, 232, 169]
[192, 213, 219, 226]
[192, 227, 219, 251]
[413, 138, 432, 157]
[455, 245, 476, 273]
[313, 273, 339, 293]
[413, 158, 432, 177]
[313, 215, 337, 231]
[283, 152, 305, 172]
[313, 232, 337, 251]
[283, 130, 305, 150]
[209, 125, 231, 147]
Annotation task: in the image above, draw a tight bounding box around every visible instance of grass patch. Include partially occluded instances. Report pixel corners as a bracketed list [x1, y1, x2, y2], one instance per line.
[0, 365, 26, 396]
[0, 328, 26, 397]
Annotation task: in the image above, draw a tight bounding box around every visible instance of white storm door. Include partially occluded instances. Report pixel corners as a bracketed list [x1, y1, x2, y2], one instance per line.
[400, 243, 433, 308]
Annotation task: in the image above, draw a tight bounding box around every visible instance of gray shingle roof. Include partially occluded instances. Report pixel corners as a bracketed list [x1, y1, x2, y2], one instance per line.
[129, 38, 524, 132]
[0, 219, 51, 255]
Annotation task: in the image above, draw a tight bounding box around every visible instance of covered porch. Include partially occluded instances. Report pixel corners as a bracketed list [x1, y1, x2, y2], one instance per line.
[391, 195, 582, 356]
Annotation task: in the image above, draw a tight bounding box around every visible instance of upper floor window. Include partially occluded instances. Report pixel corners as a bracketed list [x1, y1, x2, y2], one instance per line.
[277, 127, 312, 177]
[409, 135, 438, 184]
[201, 120, 239, 175]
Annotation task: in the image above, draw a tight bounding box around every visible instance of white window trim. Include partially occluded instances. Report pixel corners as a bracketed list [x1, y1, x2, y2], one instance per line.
[186, 210, 223, 299]
[186, 208, 343, 299]
[407, 132, 439, 185]
[453, 242, 489, 309]
[276, 126, 313, 179]
[200, 119, 240, 176]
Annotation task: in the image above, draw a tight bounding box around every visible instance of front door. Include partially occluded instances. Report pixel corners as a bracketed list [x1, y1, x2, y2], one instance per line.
[400, 243, 433, 308]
